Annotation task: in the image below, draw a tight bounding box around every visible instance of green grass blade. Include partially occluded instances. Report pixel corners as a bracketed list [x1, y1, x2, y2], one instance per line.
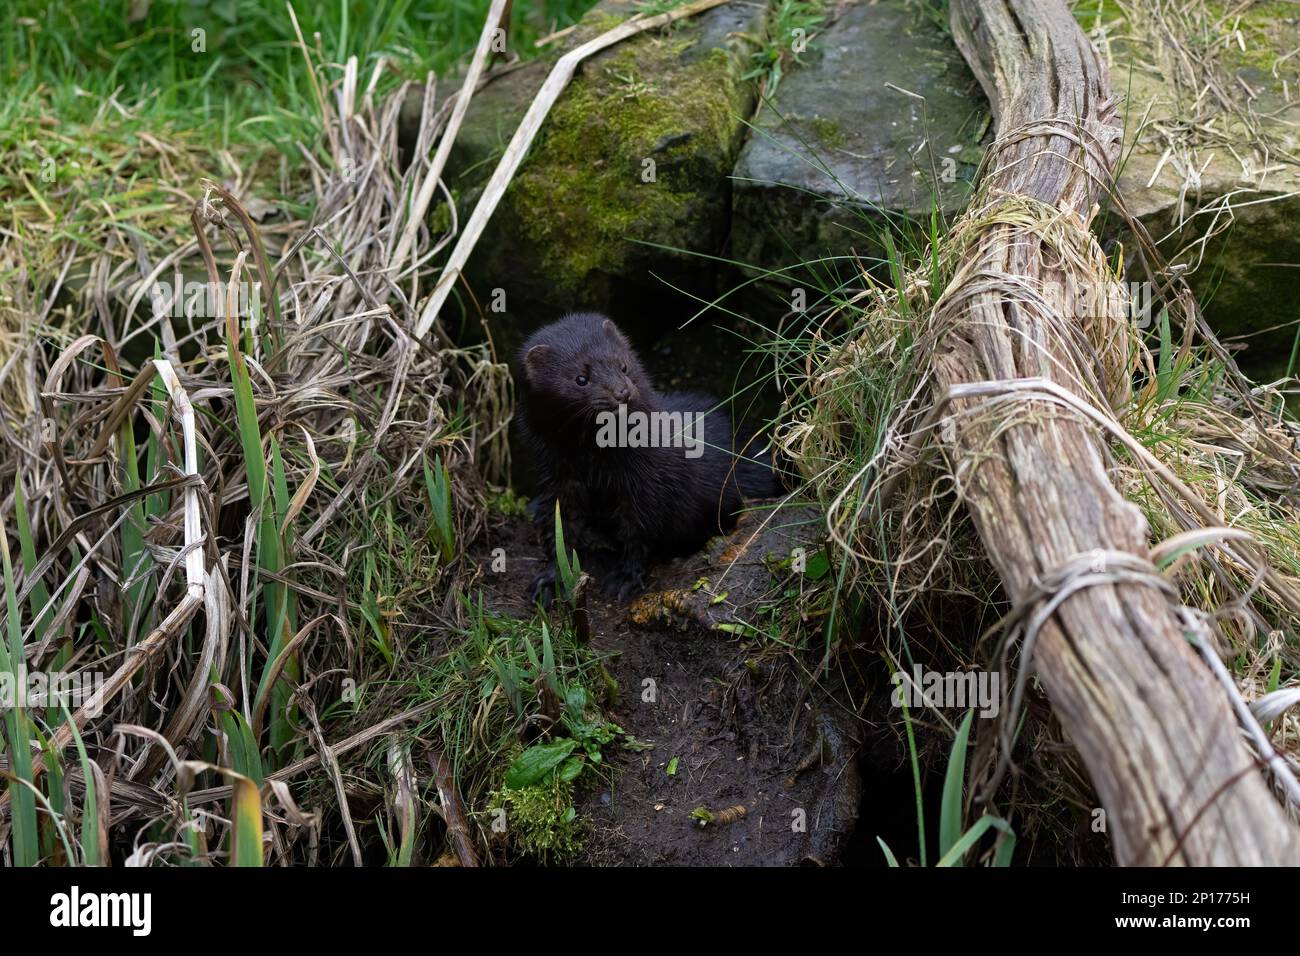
[117, 394, 151, 641]
[264, 435, 300, 754]
[939, 709, 974, 861]
[0, 518, 39, 866]
[992, 826, 1017, 867]
[894, 664, 927, 868]
[423, 454, 456, 564]
[13, 479, 52, 645]
[63, 705, 101, 867]
[38, 726, 65, 863]
[229, 774, 264, 867]
[227, 318, 295, 759]
[877, 836, 900, 867]
[936, 814, 1014, 867]
[221, 704, 265, 786]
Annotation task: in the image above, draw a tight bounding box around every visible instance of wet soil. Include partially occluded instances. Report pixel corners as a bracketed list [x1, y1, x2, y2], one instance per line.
[472, 504, 865, 866]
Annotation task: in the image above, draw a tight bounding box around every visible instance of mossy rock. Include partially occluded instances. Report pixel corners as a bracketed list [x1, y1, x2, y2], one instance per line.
[428, 0, 771, 337]
[730, 0, 987, 287]
[1101, 0, 1300, 379]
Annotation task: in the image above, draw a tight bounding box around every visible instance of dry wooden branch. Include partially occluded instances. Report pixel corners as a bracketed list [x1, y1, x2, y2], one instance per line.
[938, 0, 1300, 864]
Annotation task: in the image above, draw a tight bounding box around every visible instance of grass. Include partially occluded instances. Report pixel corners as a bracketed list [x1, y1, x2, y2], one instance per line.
[639, 96, 1028, 859]
[0, 0, 602, 868]
[2, 1, 597, 145]
[387, 595, 621, 865]
[761, 163, 1300, 867]
[1, 518, 39, 866]
[753, 178, 1300, 853]
[0, 0, 599, 409]
[741, 0, 828, 98]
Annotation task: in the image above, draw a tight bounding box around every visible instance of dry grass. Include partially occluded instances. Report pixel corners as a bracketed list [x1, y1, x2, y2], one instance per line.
[0, 35, 513, 862]
[0, 0, 726, 867]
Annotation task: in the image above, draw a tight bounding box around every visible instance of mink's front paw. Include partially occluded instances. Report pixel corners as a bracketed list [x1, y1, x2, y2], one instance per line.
[529, 566, 557, 607]
[601, 565, 645, 603]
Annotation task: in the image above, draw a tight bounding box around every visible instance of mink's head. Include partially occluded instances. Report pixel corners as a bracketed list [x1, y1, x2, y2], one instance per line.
[519, 312, 653, 425]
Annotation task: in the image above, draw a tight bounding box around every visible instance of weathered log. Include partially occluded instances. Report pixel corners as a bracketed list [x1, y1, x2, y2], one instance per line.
[939, 0, 1300, 864]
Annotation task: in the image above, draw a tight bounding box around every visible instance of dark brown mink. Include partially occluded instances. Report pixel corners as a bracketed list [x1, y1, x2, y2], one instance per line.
[515, 311, 778, 604]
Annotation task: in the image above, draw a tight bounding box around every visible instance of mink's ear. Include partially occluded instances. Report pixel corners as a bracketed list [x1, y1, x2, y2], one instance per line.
[524, 344, 553, 378]
[602, 318, 628, 346]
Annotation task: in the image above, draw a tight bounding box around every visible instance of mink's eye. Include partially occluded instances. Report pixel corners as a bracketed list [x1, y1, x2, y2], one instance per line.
[620, 362, 627, 373]
[575, 374, 588, 386]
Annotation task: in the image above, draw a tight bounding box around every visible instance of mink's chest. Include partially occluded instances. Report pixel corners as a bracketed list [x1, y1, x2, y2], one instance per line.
[556, 449, 643, 502]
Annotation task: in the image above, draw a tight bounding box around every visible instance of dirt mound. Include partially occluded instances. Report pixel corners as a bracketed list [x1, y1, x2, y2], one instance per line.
[474, 504, 863, 866]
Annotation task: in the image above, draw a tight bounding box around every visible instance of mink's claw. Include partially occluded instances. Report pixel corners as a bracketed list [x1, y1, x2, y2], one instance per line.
[601, 566, 645, 603]
[529, 567, 557, 607]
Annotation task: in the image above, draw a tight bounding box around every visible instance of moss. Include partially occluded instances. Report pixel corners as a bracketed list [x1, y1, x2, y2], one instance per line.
[1099, 0, 1299, 78]
[1204, 1, 1298, 75]
[430, 195, 455, 237]
[489, 777, 585, 864]
[486, 487, 530, 517]
[505, 28, 748, 296]
[806, 115, 845, 148]
[574, 9, 628, 41]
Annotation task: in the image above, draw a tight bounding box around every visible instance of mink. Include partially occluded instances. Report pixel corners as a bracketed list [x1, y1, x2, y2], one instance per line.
[515, 311, 778, 604]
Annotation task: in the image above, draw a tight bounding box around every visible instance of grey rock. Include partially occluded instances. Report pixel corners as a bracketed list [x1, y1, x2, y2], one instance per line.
[731, 0, 986, 285]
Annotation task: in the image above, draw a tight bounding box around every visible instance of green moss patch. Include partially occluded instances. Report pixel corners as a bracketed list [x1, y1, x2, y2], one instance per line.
[507, 37, 748, 296]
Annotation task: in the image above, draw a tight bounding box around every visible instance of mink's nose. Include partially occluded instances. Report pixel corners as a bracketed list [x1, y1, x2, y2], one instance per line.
[615, 385, 635, 404]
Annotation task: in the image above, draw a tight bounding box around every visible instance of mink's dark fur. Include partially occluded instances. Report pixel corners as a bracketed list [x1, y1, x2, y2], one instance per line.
[515, 312, 778, 603]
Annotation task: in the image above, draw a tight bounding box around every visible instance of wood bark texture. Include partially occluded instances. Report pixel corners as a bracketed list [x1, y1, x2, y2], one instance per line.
[941, 0, 1300, 864]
